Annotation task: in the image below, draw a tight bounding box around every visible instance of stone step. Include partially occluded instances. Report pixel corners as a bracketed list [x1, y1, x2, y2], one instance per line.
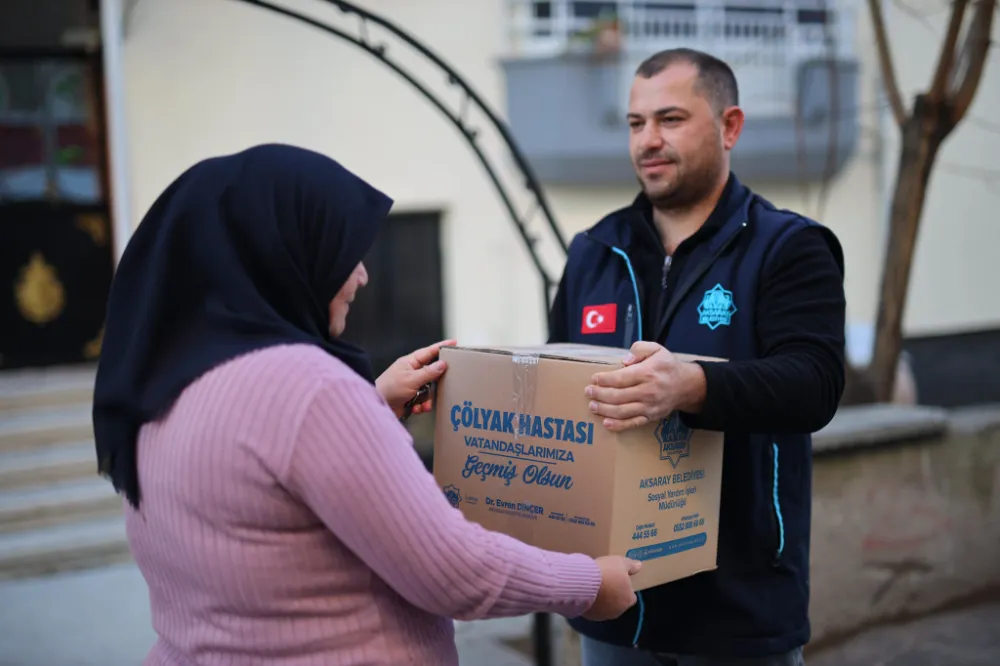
[0, 404, 94, 453]
[0, 441, 97, 490]
[0, 364, 95, 413]
[0, 366, 125, 581]
[0, 477, 122, 534]
[0, 515, 131, 581]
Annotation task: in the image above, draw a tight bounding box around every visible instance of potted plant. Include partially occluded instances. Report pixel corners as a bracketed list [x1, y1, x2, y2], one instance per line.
[567, 9, 621, 58]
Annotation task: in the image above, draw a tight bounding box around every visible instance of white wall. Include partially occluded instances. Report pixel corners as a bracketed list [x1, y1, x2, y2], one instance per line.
[118, 0, 998, 350]
[121, 0, 550, 347]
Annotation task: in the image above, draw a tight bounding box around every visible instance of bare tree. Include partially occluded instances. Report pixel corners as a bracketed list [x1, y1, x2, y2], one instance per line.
[866, 0, 996, 402]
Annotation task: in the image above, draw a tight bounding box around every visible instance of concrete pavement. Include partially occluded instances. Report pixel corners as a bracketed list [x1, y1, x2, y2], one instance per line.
[809, 601, 1000, 666]
[2, 562, 998, 665]
[0, 563, 536, 666]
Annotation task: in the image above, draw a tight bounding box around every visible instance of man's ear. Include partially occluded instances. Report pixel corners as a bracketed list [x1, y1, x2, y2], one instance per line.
[721, 106, 745, 151]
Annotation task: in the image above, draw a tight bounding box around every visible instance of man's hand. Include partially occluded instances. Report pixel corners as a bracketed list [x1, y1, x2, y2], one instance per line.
[585, 341, 707, 432]
[376, 340, 457, 418]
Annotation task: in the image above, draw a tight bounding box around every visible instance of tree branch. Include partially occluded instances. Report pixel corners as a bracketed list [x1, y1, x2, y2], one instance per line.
[868, 0, 908, 126]
[928, 0, 970, 102]
[949, 0, 996, 123]
[892, 0, 937, 34]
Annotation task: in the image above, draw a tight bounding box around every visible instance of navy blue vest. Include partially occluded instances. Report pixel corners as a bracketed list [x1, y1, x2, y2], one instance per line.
[555, 183, 839, 657]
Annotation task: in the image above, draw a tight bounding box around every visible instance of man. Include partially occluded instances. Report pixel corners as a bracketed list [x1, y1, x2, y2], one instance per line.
[547, 48, 847, 665]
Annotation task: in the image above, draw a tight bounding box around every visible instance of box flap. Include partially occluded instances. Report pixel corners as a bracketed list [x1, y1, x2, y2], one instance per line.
[448, 343, 629, 366]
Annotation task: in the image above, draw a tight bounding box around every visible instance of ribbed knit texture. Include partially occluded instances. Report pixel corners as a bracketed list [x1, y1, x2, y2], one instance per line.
[125, 344, 601, 665]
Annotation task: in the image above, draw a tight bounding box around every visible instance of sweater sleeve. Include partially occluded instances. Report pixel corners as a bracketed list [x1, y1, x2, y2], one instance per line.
[280, 375, 601, 622]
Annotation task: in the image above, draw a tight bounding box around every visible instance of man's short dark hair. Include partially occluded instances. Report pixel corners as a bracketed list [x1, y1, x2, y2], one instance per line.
[635, 48, 739, 113]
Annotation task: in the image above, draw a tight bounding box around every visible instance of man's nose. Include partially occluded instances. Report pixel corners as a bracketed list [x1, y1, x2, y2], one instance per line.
[639, 125, 665, 151]
[357, 263, 369, 287]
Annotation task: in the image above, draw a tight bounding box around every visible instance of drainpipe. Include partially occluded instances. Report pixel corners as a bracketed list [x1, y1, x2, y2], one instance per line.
[100, 0, 133, 266]
[875, 0, 890, 244]
[869, 0, 892, 360]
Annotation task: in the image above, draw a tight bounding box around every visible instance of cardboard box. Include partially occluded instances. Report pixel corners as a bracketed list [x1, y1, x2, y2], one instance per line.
[432, 343, 725, 591]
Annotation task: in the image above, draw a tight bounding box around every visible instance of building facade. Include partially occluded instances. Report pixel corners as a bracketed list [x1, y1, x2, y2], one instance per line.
[2, 0, 998, 403]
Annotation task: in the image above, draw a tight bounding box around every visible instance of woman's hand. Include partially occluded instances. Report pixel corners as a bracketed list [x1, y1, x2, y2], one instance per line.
[376, 340, 457, 418]
[582, 556, 641, 621]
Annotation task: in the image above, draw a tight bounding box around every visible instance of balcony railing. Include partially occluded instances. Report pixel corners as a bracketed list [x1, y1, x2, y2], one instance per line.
[505, 0, 856, 119]
[499, 0, 861, 183]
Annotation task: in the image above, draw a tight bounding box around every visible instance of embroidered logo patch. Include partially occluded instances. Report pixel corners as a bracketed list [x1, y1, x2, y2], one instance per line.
[697, 284, 737, 330]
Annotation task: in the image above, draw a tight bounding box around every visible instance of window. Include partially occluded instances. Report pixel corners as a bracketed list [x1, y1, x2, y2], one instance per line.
[0, 57, 105, 204]
[572, 1, 617, 18]
[339, 211, 446, 466]
[340, 211, 445, 377]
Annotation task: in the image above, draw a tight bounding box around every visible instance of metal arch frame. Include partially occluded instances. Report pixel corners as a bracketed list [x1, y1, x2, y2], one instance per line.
[224, 0, 569, 332]
[219, 2, 566, 664]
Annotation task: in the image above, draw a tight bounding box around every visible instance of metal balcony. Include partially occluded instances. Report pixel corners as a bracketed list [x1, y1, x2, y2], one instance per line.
[499, 0, 861, 184]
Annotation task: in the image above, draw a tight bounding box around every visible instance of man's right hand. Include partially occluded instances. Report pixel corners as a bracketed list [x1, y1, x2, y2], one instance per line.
[582, 556, 642, 621]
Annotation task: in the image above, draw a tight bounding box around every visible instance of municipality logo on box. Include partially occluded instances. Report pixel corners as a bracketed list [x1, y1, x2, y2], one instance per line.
[443, 484, 463, 508]
[655, 413, 692, 468]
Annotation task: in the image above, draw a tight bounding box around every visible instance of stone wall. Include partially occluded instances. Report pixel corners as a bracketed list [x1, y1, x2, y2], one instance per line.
[556, 403, 1000, 663]
[807, 404, 1000, 648]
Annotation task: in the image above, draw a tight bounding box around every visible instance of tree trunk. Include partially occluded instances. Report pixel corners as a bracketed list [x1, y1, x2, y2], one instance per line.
[870, 95, 951, 402]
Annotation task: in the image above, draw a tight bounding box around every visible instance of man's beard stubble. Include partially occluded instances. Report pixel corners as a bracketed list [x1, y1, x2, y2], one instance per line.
[638, 150, 725, 213]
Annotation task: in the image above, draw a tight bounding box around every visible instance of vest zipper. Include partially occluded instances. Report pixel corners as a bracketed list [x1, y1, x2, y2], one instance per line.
[624, 303, 634, 345]
[655, 221, 747, 341]
[653, 255, 672, 341]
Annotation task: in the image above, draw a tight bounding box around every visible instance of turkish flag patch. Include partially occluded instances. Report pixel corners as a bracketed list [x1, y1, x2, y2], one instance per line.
[581, 304, 617, 334]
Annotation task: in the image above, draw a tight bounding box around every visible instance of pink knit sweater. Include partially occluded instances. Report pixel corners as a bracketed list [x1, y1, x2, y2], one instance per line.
[125, 344, 601, 665]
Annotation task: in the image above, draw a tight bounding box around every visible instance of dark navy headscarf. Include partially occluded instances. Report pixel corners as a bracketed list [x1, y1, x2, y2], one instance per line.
[92, 144, 393, 508]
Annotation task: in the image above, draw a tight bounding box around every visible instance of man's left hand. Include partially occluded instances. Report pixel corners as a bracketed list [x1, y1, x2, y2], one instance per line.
[585, 341, 707, 432]
[376, 339, 457, 418]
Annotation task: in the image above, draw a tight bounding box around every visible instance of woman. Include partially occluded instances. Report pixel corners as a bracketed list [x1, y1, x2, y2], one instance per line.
[92, 144, 640, 665]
